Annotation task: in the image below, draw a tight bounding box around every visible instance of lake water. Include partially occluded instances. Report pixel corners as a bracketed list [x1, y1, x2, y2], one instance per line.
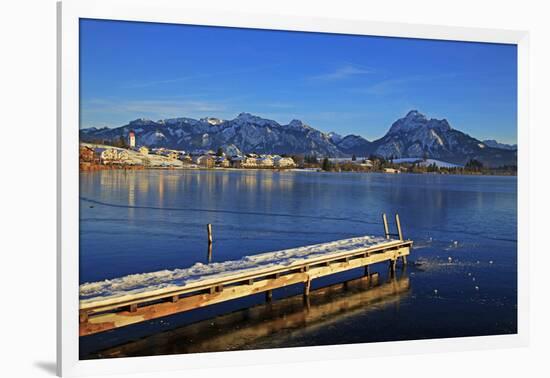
[79, 170, 517, 358]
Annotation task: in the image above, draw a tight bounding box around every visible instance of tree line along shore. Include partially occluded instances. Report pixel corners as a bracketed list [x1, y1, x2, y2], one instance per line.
[79, 143, 517, 176]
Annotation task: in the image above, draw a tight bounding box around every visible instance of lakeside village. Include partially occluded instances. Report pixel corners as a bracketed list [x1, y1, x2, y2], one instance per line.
[80, 131, 516, 175]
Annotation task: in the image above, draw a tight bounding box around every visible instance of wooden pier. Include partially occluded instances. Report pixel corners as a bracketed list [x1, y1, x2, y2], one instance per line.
[79, 214, 412, 337]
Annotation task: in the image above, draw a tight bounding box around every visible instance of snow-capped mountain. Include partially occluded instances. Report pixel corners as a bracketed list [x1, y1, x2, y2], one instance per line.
[327, 132, 343, 144]
[81, 112, 343, 157]
[482, 139, 517, 151]
[369, 110, 516, 166]
[80, 110, 517, 166]
[334, 134, 372, 156]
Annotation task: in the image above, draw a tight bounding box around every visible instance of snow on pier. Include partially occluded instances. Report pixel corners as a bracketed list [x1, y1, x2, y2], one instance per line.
[79, 215, 412, 337]
[81, 236, 393, 302]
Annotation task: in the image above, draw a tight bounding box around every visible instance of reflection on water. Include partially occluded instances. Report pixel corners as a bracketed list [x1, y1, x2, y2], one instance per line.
[80, 170, 516, 282]
[88, 270, 410, 358]
[79, 170, 517, 357]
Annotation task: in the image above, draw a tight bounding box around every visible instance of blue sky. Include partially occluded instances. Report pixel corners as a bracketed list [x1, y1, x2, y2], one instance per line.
[80, 19, 518, 144]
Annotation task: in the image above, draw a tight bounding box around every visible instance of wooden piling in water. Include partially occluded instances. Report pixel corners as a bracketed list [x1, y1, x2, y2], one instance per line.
[207, 224, 213, 244]
[207, 243, 212, 263]
[304, 279, 311, 297]
[382, 213, 390, 239]
[207, 224, 213, 262]
[395, 213, 403, 241]
[364, 265, 370, 277]
[394, 213, 407, 265]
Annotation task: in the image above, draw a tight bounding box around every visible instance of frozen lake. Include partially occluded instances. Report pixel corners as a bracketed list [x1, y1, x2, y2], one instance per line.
[79, 170, 517, 357]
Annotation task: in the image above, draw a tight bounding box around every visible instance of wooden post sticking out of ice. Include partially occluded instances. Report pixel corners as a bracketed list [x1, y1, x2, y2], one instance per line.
[382, 213, 390, 239]
[207, 224, 213, 262]
[207, 224, 213, 244]
[395, 213, 403, 241]
[395, 213, 407, 265]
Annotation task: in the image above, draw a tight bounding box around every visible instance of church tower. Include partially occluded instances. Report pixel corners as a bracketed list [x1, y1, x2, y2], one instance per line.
[129, 130, 136, 148]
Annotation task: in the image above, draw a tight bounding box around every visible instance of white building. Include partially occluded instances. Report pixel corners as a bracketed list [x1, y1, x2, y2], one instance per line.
[273, 156, 296, 168]
[128, 131, 136, 148]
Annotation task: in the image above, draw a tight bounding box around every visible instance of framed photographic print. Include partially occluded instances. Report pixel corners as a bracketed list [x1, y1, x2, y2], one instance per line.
[57, 0, 529, 376]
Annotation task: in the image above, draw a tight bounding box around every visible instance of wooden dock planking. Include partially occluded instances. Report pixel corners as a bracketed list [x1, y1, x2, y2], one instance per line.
[81, 239, 409, 314]
[79, 239, 412, 336]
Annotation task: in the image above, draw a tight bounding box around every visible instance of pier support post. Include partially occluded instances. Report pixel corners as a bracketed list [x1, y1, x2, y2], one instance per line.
[303, 295, 311, 310]
[395, 213, 403, 241]
[265, 290, 272, 302]
[382, 213, 390, 239]
[389, 259, 397, 277]
[364, 265, 370, 277]
[303, 279, 311, 298]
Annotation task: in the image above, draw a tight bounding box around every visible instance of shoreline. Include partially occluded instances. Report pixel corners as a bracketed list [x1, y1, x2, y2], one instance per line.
[79, 163, 517, 177]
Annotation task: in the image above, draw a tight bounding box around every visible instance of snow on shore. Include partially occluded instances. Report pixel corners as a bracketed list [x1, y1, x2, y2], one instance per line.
[80, 236, 390, 303]
[392, 158, 462, 168]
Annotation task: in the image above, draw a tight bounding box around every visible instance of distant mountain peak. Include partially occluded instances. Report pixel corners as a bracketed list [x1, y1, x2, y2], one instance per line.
[235, 112, 261, 121]
[405, 109, 425, 119]
[129, 118, 154, 125]
[388, 110, 451, 135]
[336, 134, 372, 155]
[482, 139, 517, 151]
[288, 119, 306, 129]
[232, 112, 278, 126]
[370, 110, 516, 167]
[201, 117, 224, 125]
[327, 132, 343, 143]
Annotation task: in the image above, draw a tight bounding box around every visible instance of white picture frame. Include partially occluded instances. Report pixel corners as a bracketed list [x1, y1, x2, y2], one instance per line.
[57, 0, 530, 376]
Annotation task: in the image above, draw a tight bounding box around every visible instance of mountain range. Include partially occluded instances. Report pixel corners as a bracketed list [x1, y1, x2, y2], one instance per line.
[80, 110, 517, 167]
[481, 139, 517, 151]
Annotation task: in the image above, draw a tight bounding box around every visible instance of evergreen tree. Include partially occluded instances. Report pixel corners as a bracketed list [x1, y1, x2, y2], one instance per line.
[305, 154, 319, 165]
[114, 135, 127, 148]
[311, 154, 319, 165]
[322, 157, 331, 171]
[465, 159, 483, 172]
